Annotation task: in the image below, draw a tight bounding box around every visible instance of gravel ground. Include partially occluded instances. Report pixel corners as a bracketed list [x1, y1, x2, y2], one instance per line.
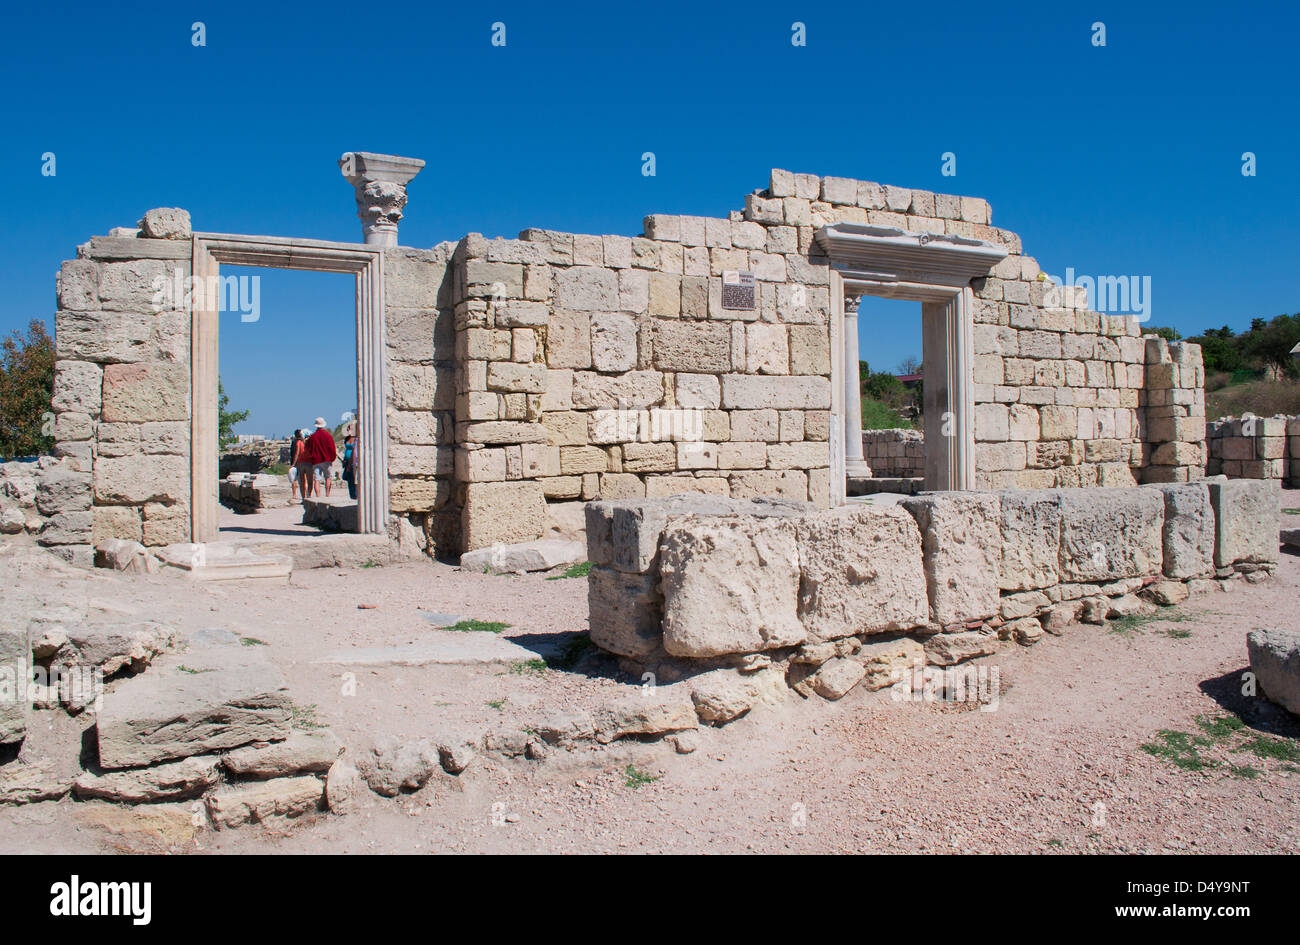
[1, 496, 1297, 855]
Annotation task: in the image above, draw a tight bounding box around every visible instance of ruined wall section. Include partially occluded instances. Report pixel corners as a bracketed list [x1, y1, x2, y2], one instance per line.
[45, 211, 194, 566]
[1141, 336, 1207, 483]
[382, 245, 458, 556]
[447, 217, 836, 551]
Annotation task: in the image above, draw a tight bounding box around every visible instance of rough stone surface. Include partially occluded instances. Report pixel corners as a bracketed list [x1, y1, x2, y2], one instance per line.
[206, 775, 323, 829]
[811, 657, 868, 700]
[688, 667, 786, 724]
[95, 648, 292, 769]
[221, 730, 343, 779]
[587, 566, 663, 659]
[660, 515, 804, 657]
[853, 636, 925, 690]
[459, 539, 584, 575]
[924, 630, 999, 666]
[998, 490, 1061, 591]
[1247, 628, 1300, 715]
[356, 736, 440, 797]
[1207, 479, 1280, 568]
[0, 622, 30, 744]
[1058, 488, 1164, 582]
[0, 760, 73, 805]
[902, 493, 1002, 625]
[74, 756, 220, 802]
[794, 504, 928, 641]
[1143, 580, 1190, 607]
[593, 695, 698, 743]
[1152, 482, 1216, 579]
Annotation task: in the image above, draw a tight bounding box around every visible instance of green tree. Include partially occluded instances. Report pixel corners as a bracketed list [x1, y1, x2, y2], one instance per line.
[1241, 313, 1300, 380]
[0, 319, 55, 459]
[217, 378, 249, 451]
[1146, 325, 1181, 342]
[1187, 325, 1244, 374]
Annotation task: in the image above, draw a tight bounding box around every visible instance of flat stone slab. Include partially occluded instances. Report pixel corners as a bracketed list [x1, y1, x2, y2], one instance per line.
[314, 631, 561, 666]
[417, 611, 468, 627]
[459, 539, 585, 575]
[95, 646, 293, 769]
[156, 542, 292, 583]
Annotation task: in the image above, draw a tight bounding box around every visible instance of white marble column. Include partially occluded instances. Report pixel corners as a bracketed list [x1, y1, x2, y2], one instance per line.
[843, 293, 871, 477]
[339, 152, 426, 247]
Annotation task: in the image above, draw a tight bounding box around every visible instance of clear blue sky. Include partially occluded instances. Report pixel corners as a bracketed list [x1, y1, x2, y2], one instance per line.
[2, 1, 1296, 435]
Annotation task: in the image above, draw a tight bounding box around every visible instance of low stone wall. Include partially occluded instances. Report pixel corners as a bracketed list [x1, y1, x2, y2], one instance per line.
[1206, 415, 1299, 485]
[585, 480, 1279, 697]
[861, 428, 924, 478]
[219, 473, 292, 513]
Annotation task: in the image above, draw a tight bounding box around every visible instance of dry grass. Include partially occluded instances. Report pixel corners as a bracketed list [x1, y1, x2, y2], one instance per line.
[1207, 377, 1300, 419]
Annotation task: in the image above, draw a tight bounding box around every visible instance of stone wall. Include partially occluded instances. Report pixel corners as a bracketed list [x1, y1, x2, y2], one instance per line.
[44, 209, 194, 566]
[1206, 415, 1299, 485]
[37, 169, 1213, 563]
[584, 481, 1278, 689]
[861, 428, 924, 478]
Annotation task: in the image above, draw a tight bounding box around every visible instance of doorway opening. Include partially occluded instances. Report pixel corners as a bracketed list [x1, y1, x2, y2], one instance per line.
[215, 266, 358, 539]
[190, 234, 388, 545]
[850, 295, 925, 499]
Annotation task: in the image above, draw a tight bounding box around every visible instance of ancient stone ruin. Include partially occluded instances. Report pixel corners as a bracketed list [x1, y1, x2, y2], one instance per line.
[20, 155, 1218, 571]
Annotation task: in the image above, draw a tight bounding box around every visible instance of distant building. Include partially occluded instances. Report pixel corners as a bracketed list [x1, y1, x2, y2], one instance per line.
[235, 434, 267, 446]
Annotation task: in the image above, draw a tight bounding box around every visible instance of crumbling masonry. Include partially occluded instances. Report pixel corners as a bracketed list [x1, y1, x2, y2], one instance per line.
[32, 156, 1209, 565]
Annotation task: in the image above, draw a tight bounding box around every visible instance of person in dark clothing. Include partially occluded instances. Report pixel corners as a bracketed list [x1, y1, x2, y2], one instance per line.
[341, 432, 357, 500]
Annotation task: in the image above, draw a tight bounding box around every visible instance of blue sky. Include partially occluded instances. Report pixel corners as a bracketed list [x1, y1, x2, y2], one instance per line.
[2, 1, 1296, 435]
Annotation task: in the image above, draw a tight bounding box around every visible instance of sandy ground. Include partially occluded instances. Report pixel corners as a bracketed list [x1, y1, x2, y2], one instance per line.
[2, 495, 1298, 855]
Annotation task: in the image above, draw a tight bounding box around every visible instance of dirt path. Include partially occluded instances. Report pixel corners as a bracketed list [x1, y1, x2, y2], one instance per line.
[2, 501, 1298, 855]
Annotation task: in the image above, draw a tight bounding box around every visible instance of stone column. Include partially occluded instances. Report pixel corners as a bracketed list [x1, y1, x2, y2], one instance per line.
[338, 152, 426, 247]
[843, 293, 871, 477]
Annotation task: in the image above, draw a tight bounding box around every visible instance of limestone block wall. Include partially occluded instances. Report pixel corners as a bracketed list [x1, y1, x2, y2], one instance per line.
[585, 481, 1278, 682]
[861, 429, 924, 478]
[1141, 336, 1207, 483]
[1206, 415, 1298, 485]
[381, 246, 458, 555]
[44, 210, 194, 566]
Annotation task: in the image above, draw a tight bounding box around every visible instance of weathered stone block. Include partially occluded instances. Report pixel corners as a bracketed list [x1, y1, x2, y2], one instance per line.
[555, 267, 617, 310]
[1150, 482, 1216, 579]
[1247, 628, 1300, 715]
[96, 650, 292, 769]
[546, 309, 592, 369]
[902, 493, 1002, 625]
[720, 375, 832, 410]
[50, 360, 103, 415]
[795, 505, 928, 642]
[101, 363, 187, 422]
[1058, 488, 1164, 581]
[653, 320, 731, 374]
[1207, 478, 1279, 567]
[0, 623, 29, 744]
[461, 480, 546, 551]
[590, 312, 638, 372]
[661, 515, 805, 657]
[94, 455, 188, 505]
[587, 566, 663, 659]
[998, 490, 1061, 591]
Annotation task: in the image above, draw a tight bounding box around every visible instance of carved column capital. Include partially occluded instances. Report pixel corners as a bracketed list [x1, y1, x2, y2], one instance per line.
[843, 293, 862, 315]
[339, 152, 425, 247]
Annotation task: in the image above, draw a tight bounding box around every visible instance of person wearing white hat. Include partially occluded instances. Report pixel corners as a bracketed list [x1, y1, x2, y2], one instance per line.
[302, 418, 338, 498]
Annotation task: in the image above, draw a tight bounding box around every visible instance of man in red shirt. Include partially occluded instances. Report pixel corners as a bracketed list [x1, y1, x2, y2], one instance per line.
[303, 418, 338, 497]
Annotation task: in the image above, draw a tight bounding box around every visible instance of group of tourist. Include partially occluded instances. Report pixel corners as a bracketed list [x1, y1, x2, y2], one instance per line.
[288, 419, 359, 502]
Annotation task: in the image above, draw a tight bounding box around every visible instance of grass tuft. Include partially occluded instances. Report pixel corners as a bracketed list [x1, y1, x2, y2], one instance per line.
[623, 764, 661, 789]
[547, 561, 593, 581]
[447, 618, 511, 634]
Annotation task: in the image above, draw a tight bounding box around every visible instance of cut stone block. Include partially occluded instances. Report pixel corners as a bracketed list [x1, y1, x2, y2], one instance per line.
[1207, 478, 1280, 568]
[924, 630, 999, 666]
[902, 493, 1002, 625]
[794, 504, 928, 641]
[206, 775, 323, 829]
[74, 756, 220, 803]
[0, 622, 30, 744]
[998, 489, 1061, 591]
[660, 515, 804, 657]
[1058, 488, 1164, 582]
[459, 539, 584, 575]
[1150, 482, 1216, 579]
[461, 480, 547, 552]
[95, 648, 293, 769]
[587, 566, 663, 659]
[853, 636, 925, 690]
[221, 730, 343, 779]
[1247, 628, 1300, 715]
